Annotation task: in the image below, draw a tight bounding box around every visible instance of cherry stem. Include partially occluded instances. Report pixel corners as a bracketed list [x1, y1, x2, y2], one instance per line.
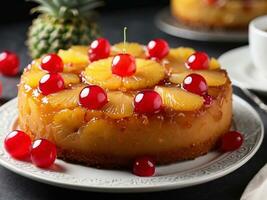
[123, 27, 127, 53]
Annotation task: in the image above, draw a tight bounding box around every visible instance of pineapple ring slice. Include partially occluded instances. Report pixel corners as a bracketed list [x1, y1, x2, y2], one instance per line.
[83, 57, 165, 90]
[111, 42, 146, 58]
[70, 46, 88, 55]
[209, 58, 221, 70]
[169, 70, 227, 86]
[164, 47, 195, 73]
[155, 86, 204, 111]
[166, 47, 196, 63]
[103, 91, 134, 119]
[58, 46, 89, 73]
[22, 70, 80, 88]
[46, 85, 85, 110]
[164, 48, 221, 73]
[52, 107, 86, 143]
[46, 85, 134, 119]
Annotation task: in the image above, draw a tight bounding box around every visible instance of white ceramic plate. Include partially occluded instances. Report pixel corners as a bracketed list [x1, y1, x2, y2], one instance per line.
[219, 46, 267, 93]
[0, 97, 263, 193]
[155, 8, 248, 42]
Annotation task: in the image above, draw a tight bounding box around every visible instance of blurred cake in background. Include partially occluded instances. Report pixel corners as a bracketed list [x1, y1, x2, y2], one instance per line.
[171, 0, 267, 29]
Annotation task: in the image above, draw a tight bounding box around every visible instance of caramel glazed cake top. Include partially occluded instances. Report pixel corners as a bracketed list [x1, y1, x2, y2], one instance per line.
[19, 42, 228, 115]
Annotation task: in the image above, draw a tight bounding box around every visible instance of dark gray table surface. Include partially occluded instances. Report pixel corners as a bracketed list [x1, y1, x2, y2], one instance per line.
[0, 6, 266, 200]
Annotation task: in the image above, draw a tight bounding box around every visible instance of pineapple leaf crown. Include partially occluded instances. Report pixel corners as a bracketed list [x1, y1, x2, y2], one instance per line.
[30, 0, 103, 19]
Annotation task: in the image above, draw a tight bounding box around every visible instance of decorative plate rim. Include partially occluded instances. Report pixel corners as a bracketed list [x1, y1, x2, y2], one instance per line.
[0, 96, 263, 193]
[155, 8, 248, 42]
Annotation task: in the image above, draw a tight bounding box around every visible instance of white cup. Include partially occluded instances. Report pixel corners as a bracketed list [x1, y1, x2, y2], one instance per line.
[249, 15, 267, 76]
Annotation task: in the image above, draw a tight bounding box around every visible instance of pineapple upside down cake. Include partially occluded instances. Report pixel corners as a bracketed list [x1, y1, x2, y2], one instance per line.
[18, 38, 232, 168]
[171, 0, 267, 29]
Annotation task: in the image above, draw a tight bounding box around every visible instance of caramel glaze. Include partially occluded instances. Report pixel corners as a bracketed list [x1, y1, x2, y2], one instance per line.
[20, 65, 230, 131]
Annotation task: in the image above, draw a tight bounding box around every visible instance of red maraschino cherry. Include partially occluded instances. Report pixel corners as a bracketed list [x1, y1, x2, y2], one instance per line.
[111, 53, 136, 77]
[186, 52, 210, 70]
[40, 53, 63, 73]
[0, 80, 2, 97]
[133, 157, 155, 177]
[0, 51, 20, 76]
[38, 73, 65, 95]
[183, 73, 208, 96]
[4, 130, 31, 159]
[147, 39, 169, 60]
[89, 38, 111, 62]
[79, 85, 108, 110]
[134, 90, 162, 114]
[31, 139, 57, 168]
[220, 131, 243, 152]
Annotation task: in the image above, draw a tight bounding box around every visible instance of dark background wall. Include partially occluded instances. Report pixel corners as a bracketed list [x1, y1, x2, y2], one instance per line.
[0, 0, 169, 23]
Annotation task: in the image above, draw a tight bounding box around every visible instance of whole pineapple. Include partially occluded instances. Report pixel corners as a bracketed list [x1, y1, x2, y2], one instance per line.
[27, 0, 102, 59]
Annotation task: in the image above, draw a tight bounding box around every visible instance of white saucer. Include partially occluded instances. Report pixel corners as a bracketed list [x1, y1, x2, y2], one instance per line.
[155, 8, 247, 42]
[219, 46, 267, 93]
[0, 97, 263, 193]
